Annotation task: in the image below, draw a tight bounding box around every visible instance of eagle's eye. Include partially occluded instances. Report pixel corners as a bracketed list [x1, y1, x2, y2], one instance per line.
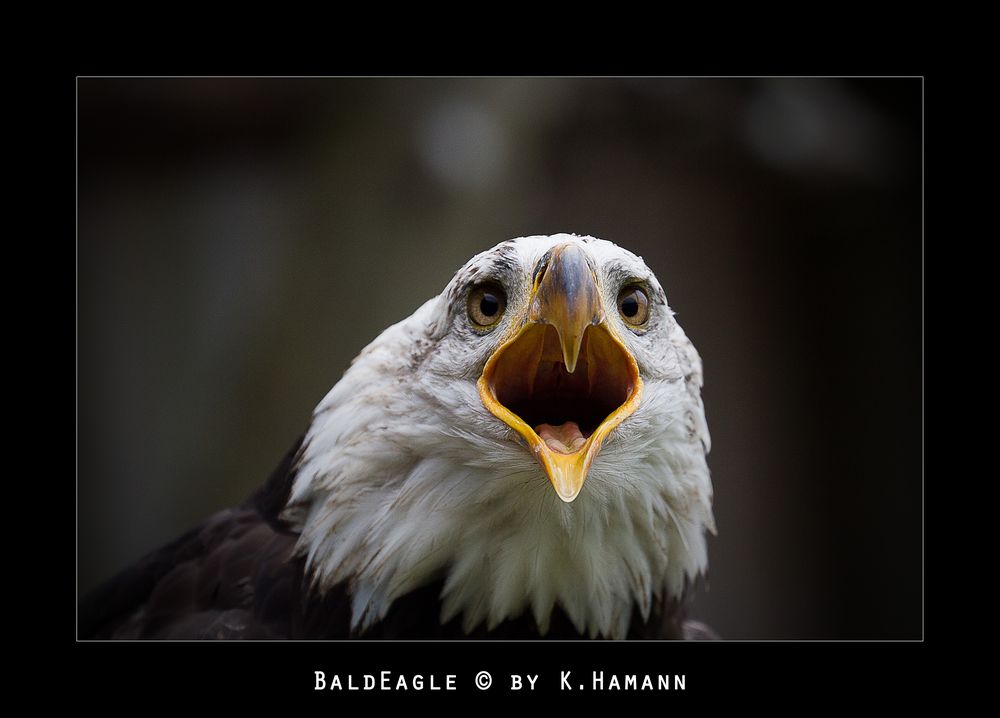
[617, 285, 649, 327]
[468, 283, 507, 329]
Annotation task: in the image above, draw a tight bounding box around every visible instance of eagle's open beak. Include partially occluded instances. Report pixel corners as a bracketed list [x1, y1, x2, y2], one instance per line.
[477, 243, 643, 502]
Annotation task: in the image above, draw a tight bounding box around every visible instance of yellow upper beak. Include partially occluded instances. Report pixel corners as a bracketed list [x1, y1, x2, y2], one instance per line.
[477, 243, 643, 502]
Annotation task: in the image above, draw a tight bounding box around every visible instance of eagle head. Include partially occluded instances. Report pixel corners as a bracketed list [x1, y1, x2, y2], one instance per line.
[285, 233, 715, 638]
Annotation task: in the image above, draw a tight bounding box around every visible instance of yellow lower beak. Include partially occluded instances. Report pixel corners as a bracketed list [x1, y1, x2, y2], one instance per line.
[477, 244, 643, 502]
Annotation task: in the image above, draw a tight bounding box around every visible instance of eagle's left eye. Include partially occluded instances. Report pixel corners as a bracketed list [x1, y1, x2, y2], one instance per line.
[618, 285, 649, 327]
[468, 283, 507, 328]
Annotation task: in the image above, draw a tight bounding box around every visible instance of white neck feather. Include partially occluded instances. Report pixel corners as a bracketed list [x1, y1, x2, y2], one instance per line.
[284, 297, 715, 639]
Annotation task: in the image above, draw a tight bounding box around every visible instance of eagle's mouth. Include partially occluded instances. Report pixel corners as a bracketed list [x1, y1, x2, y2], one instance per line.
[478, 320, 642, 502]
[489, 323, 633, 447]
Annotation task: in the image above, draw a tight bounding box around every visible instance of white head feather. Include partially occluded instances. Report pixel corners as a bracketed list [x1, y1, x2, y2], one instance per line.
[285, 233, 715, 639]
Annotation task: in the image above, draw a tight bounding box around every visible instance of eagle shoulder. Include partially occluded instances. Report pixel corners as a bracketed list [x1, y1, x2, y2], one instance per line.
[79, 437, 312, 639]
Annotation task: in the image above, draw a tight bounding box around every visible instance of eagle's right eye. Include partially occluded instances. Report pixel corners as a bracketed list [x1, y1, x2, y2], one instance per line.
[468, 283, 507, 329]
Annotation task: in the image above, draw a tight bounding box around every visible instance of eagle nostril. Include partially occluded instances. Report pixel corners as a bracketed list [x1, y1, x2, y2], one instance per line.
[532, 250, 552, 289]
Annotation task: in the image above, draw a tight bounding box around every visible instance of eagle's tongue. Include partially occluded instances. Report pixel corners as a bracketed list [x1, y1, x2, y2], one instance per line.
[535, 421, 586, 454]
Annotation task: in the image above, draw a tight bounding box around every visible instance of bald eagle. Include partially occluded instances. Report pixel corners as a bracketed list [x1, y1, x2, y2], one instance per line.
[80, 234, 716, 640]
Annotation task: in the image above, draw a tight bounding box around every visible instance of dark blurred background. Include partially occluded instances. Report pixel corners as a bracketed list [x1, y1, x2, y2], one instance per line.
[77, 77, 921, 639]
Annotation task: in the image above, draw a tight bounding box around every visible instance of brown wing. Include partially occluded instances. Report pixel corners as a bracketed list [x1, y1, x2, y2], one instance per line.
[79, 436, 320, 639]
[80, 508, 302, 639]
